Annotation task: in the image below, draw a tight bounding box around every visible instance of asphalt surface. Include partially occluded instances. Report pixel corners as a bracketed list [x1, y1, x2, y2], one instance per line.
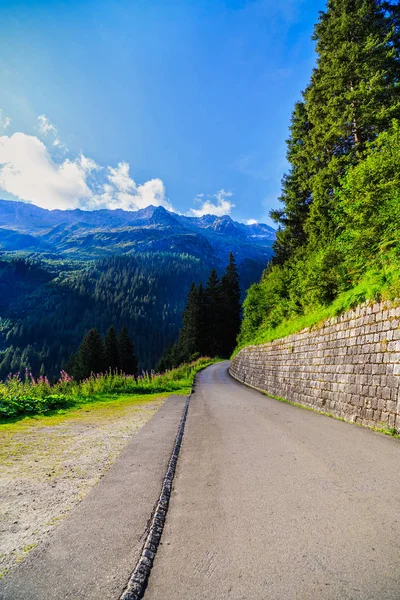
[145, 361, 400, 600]
[0, 395, 187, 600]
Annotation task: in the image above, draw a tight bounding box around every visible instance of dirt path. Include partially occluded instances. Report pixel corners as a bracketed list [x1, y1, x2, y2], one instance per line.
[0, 394, 164, 580]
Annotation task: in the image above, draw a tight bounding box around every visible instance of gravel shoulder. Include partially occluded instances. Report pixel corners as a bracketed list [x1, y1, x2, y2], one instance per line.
[0, 394, 165, 580]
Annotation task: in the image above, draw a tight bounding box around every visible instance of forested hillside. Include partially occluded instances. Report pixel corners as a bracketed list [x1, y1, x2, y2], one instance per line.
[0, 253, 211, 378]
[0, 198, 276, 378]
[159, 253, 242, 370]
[238, 0, 400, 348]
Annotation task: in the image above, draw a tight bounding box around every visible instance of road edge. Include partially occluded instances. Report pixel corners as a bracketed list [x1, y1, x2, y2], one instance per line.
[120, 393, 191, 600]
[228, 367, 400, 439]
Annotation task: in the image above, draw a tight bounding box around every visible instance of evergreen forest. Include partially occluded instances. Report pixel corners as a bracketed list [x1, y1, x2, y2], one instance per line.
[159, 252, 241, 369]
[238, 0, 400, 349]
[0, 253, 211, 379]
[0, 251, 244, 380]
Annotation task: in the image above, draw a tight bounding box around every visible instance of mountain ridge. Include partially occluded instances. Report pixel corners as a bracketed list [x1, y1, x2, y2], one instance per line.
[0, 199, 275, 268]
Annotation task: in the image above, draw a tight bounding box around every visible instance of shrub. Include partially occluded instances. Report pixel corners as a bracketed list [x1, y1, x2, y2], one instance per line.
[0, 357, 219, 420]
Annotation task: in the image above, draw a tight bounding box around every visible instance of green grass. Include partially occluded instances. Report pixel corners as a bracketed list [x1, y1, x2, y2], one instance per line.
[233, 265, 400, 357]
[0, 392, 165, 433]
[0, 357, 220, 422]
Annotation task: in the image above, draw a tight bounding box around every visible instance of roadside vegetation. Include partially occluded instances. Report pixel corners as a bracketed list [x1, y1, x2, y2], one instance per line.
[0, 357, 219, 420]
[237, 0, 400, 351]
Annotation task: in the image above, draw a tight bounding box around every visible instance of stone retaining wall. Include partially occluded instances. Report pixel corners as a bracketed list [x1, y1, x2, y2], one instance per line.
[230, 302, 400, 430]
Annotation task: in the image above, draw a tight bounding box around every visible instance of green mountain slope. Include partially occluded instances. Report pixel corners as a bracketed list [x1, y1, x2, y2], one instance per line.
[0, 253, 211, 378]
[237, 0, 400, 350]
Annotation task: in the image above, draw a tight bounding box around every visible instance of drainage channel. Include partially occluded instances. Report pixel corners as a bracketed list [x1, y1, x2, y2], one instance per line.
[120, 393, 191, 600]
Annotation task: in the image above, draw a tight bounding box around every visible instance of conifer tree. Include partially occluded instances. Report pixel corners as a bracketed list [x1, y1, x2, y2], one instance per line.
[118, 325, 138, 375]
[104, 325, 119, 372]
[270, 100, 313, 263]
[76, 328, 105, 379]
[305, 0, 400, 244]
[178, 282, 204, 361]
[196, 282, 207, 356]
[220, 253, 241, 357]
[204, 269, 223, 357]
[0, 346, 14, 376]
[10, 348, 21, 374]
[156, 341, 175, 372]
[158, 256, 242, 366]
[272, 0, 400, 256]
[238, 0, 400, 347]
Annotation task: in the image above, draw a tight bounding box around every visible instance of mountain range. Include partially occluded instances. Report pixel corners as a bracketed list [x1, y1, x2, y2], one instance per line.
[0, 199, 275, 377]
[0, 200, 275, 269]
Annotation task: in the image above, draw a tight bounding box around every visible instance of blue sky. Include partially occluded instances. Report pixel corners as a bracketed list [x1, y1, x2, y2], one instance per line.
[0, 0, 325, 224]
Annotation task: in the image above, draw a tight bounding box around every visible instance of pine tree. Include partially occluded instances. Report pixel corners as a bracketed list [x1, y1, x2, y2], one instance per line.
[156, 341, 175, 372]
[270, 100, 314, 263]
[104, 325, 119, 372]
[204, 269, 223, 357]
[195, 282, 207, 356]
[178, 283, 204, 361]
[272, 0, 400, 259]
[220, 253, 241, 357]
[118, 325, 137, 375]
[10, 347, 21, 374]
[306, 0, 400, 244]
[76, 328, 105, 379]
[0, 346, 14, 376]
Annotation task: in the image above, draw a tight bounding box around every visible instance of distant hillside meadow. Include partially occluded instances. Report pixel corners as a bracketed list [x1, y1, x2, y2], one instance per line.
[0, 200, 275, 379]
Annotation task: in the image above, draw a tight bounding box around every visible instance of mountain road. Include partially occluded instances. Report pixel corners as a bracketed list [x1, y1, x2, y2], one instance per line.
[144, 361, 400, 600]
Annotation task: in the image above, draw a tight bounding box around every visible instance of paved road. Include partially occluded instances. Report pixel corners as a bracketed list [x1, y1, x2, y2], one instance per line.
[145, 362, 400, 600]
[0, 395, 188, 600]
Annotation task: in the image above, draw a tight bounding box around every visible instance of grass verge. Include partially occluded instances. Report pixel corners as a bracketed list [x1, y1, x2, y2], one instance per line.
[233, 267, 400, 357]
[0, 357, 221, 422]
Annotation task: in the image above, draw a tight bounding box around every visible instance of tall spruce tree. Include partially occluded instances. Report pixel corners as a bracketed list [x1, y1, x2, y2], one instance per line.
[220, 253, 241, 357]
[156, 284, 206, 370]
[104, 325, 119, 372]
[270, 101, 314, 264]
[306, 0, 400, 244]
[76, 328, 105, 379]
[272, 0, 400, 257]
[204, 269, 223, 357]
[196, 282, 207, 356]
[178, 282, 204, 361]
[118, 325, 138, 375]
[158, 256, 243, 366]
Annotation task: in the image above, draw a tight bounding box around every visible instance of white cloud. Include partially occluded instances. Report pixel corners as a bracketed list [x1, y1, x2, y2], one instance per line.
[78, 153, 101, 173]
[88, 161, 174, 212]
[0, 110, 11, 130]
[108, 161, 133, 193]
[247, 219, 258, 225]
[0, 114, 175, 213]
[0, 133, 93, 210]
[37, 114, 57, 137]
[189, 189, 234, 217]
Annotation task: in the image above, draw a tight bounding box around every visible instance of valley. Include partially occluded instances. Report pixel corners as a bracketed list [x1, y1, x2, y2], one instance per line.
[0, 201, 275, 378]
